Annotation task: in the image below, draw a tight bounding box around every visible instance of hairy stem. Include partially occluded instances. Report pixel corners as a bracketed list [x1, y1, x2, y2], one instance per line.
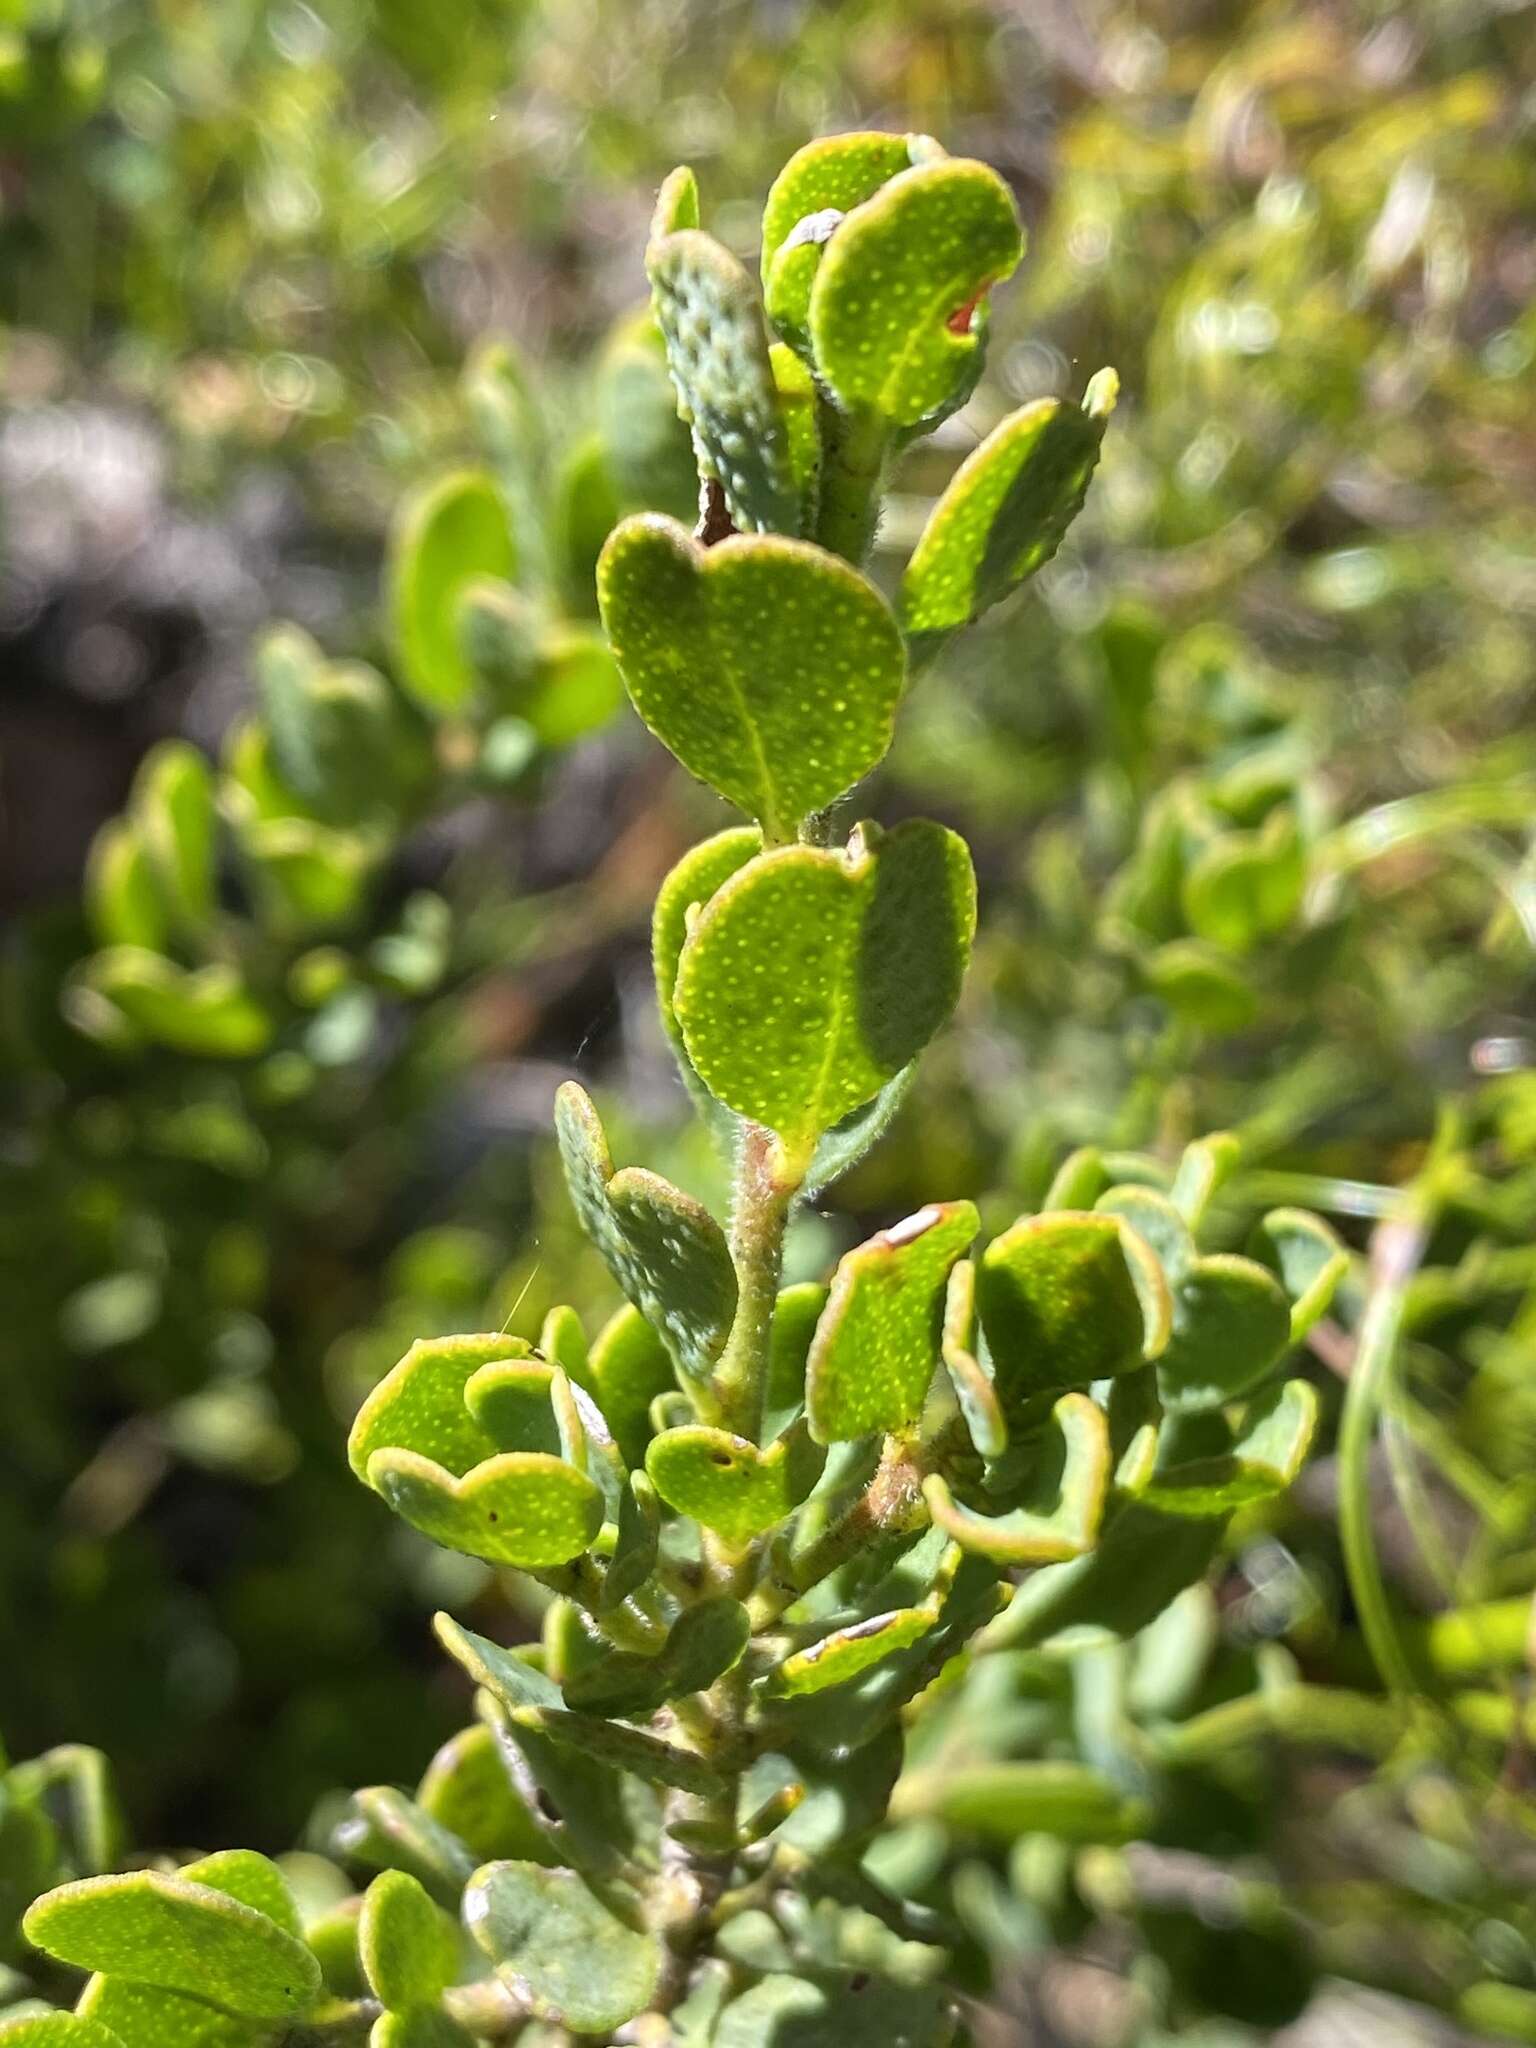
[713, 1123, 798, 1438]
[814, 402, 891, 564]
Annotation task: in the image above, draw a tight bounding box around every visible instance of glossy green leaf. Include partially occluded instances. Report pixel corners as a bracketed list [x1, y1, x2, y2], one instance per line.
[358, 1871, 457, 2013]
[23, 1874, 319, 2021]
[646, 1421, 824, 1546]
[1156, 1254, 1293, 1414]
[587, 1305, 676, 1469]
[977, 1212, 1170, 1420]
[646, 218, 799, 534]
[80, 951, 272, 1060]
[891, 1760, 1140, 1842]
[388, 471, 515, 712]
[806, 1201, 979, 1443]
[348, 1334, 534, 1484]
[1140, 1379, 1319, 1516]
[675, 820, 975, 1171]
[75, 1979, 256, 2048]
[368, 1447, 602, 1568]
[597, 516, 905, 838]
[900, 377, 1115, 657]
[463, 1862, 661, 2035]
[924, 1393, 1110, 1562]
[1249, 1208, 1350, 1340]
[509, 1708, 722, 1798]
[809, 159, 1023, 427]
[554, 1082, 735, 1384]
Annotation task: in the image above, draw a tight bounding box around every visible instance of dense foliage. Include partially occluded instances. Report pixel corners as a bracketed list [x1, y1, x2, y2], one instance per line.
[4, 3, 1536, 2043]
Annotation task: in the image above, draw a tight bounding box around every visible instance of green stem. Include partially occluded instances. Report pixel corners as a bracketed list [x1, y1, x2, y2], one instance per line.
[1338, 1208, 1434, 1696]
[814, 402, 891, 564]
[712, 1123, 797, 1438]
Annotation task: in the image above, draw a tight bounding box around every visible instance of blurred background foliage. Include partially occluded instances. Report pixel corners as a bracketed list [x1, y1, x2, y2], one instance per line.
[3, 0, 1536, 2039]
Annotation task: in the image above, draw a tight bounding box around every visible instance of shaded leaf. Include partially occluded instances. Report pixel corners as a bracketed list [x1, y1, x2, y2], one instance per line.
[891, 1760, 1141, 1842]
[509, 1709, 722, 1798]
[1156, 1254, 1293, 1414]
[417, 1724, 553, 1868]
[1249, 1208, 1350, 1341]
[75, 1980, 258, 2048]
[388, 471, 515, 712]
[1140, 1379, 1319, 1516]
[463, 1862, 660, 2035]
[587, 1306, 676, 1470]
[554, 1082, 735, 1385]
[924, 1393, 1110, 1562]
[336, 1790, 475, 1911]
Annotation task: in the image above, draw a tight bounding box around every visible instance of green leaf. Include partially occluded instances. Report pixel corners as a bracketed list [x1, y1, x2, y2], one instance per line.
[78, 1978, 259, 2048]
[977, 1212, 1170, 1421]
[1044, 1146, 1107, 1211]
[645, 220, 799, 534]
[508, 1708, 722, 1799]
[337, 1790, 475, 1911]
[1180, 810, 1305, 955]
[980, 1501, 1223, 1653]
[587, 1306, 676, 1470]
[176, 1854, 299, 1941]
[602, 1474, 663, 1613]
[433, 1615, 561, 1713]
[85, 821, 168, 953]
[923, 1393, 1110, 1563]
[1140, 1379, 1319, 1517]
[417, 1723, 552, 1868]
[23, 1875, 319, 2021]
[80, 951, 272, 1060]
[368, 1448, 603, 1569]
[674, 821, 975, 1172]
[1095, 1186, 1195, 1283]
[370, 2010, 475, 2048]
[762, 1283, 828, 1442]
[388, 471, 515, 712]
[769, 345, 822, 531]
[134, 742, 216, 931]
[761, 132, 925, 283]
[1156, 1254, 1293, 1414]
[9, 1746, 122, 1878]
[554, 1082, 735, 1385]
[482, 1714, 637, 1883]
[806, 1202, 979, 1443]
[1249, 1208, 1349, 1341]
[766, 1602, 939, 1698]
[358, 1872, 457, 2013]
[646, 1421, 824, 1547]
[1169, 1132, 1240, 1226]
[0, 2020, 126, 2047]
[805, 1063, 918, 1200]
[810, 159, 1023, 427]
[463, 1862, 661, 2036]
[891, 1760, 1140, 1842]
[348, 1334, 535, 1484]
[564, 1597, 750, 1718]
[1143, 939, 1259, 1034]
[900, 380, 1115, 658]
[597, 515, 905, 839]
[940, 1258, 1007, 1461]
[713, 1970, 950, 2048]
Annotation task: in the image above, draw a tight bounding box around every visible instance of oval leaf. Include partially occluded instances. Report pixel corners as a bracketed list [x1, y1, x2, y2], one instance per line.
[367, 1449, 603, 1569]
[359, 1870, 457, 2013]
[388, 471, 515, 713]
[1156, 1253, 1293, 1414]
[463, 1862, 661, 2035]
